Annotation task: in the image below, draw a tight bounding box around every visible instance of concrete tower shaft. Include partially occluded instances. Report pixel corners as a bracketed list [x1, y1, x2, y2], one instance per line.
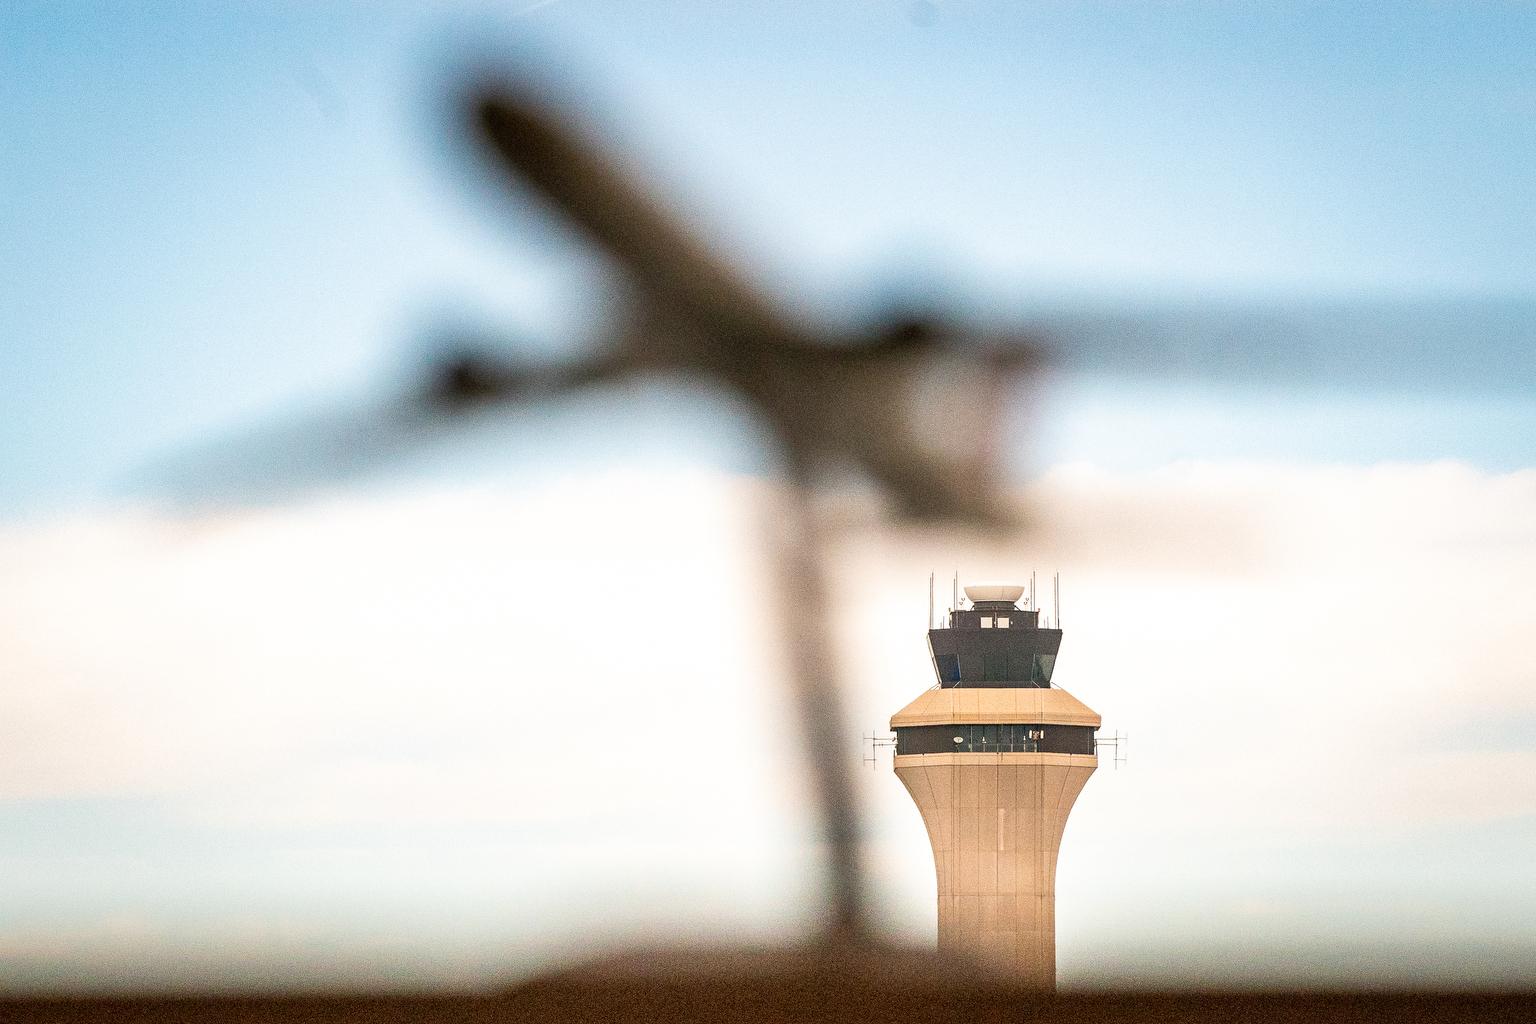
[891, 581, 1100, 988]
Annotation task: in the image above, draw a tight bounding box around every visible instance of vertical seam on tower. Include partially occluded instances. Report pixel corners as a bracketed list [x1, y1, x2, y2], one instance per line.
[916, 761, 944, 940]
[993, 753, 1001, 903]
[950, 754, 961, 944]
[1036, 754, 1046, 982]
[1050, 757, 1070, 810]
[916, 760, 942, 854]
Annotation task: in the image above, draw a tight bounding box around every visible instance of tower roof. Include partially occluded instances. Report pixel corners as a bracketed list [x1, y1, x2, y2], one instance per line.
[890, 686, 1101, 729]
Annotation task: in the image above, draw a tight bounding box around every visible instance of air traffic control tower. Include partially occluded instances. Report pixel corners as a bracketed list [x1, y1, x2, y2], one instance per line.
[891, 579, 1100, 989]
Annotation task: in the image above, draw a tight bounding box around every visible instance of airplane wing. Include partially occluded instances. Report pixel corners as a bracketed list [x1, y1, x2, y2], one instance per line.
[473, 88, 803, 351]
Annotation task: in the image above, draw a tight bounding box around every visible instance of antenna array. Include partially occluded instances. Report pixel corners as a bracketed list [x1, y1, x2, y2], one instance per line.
[929, 569, 1063, 627]
[1094, 730, 1129, 770]
[862, 731, 897, 769]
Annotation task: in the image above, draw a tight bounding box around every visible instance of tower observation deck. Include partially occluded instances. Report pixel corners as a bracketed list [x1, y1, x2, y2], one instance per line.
[891, 579, 1100, 988]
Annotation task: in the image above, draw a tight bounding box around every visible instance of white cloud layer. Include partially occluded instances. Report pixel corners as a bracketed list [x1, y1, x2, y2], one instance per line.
[2, 460, 1535, 989]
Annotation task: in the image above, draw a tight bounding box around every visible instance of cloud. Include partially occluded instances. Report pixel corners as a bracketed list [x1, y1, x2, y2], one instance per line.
[0, 471, 804, 823]
[2, 458, 1535, 987]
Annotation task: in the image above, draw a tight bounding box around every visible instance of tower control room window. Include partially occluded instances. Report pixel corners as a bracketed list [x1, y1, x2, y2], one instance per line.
[997, 616, 1010, 628]
[895, 723, 1096, 755]
[980, 616, 993, 628]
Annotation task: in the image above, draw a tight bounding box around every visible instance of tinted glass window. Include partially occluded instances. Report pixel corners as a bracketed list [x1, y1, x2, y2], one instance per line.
[895, 724, 1096, 756]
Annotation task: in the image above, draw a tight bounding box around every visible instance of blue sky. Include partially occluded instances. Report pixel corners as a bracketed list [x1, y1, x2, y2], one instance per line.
[4, 0, 1536, 992]
[5, 1, 1536, 513]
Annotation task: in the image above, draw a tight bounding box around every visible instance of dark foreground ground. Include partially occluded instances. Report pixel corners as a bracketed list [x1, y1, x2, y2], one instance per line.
[5, 946, 1535, 1024]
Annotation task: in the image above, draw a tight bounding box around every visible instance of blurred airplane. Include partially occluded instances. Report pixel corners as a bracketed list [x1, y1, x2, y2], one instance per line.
[144, 72, 1066, 943]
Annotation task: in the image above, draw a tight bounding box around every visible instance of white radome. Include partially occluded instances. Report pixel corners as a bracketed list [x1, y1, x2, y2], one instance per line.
[963, 583, 1025, 604]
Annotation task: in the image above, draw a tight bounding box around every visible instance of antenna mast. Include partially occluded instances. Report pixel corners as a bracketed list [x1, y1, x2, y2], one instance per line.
[1054, 572, 1061, 630]
[928, 572, 935, 630]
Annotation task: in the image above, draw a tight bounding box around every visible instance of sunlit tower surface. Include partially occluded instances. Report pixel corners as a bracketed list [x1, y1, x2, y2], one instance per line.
[891, 577, 1100, 989]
